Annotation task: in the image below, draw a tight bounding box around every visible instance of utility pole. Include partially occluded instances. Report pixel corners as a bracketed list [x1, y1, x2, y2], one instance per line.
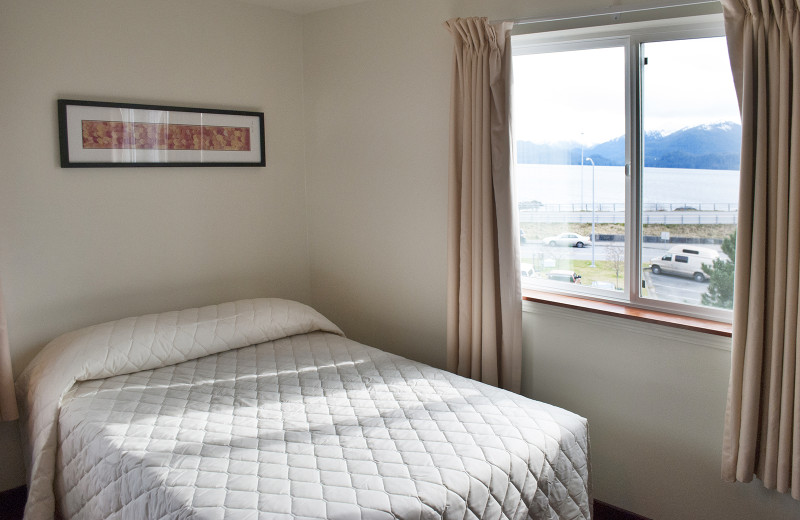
[585, 157, 596, 267]
[580, 132, 584, 211]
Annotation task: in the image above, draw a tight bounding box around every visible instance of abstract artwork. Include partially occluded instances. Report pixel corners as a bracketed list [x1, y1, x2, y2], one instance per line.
[58, 99, 265, 167]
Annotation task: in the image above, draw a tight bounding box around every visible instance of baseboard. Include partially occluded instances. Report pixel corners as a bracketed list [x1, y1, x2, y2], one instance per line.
[0, 485, 26, 520]
[595, 499, 652, 520]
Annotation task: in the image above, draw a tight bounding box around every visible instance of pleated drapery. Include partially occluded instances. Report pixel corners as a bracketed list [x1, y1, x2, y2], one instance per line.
[444, 17, 522, 393]
[0, 280, 19, 421]
[721, 0, 800, 498]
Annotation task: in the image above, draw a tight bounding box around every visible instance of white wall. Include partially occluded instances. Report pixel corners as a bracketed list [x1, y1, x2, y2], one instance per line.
[303, 0, 455, 369]
[0, 0, 309, 491]
[303, 1, 800, 518]
[523, 303, 800, 519]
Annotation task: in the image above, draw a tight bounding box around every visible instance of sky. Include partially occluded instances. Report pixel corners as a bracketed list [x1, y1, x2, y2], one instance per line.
[512, 36, 740, 146]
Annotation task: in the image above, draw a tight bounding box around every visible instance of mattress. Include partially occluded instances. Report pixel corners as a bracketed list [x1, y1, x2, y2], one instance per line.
[18, 299, 591, 519]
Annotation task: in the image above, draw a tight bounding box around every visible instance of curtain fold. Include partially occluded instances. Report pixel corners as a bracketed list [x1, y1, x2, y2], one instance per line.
[721, 0, 800, 498]
[0, 279, 19, 421]
[444, 17, 522, 393]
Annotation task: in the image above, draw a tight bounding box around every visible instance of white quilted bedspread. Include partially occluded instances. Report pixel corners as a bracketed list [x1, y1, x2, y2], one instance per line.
[18, 299, 591, 519]
[17, 299, 344, 520]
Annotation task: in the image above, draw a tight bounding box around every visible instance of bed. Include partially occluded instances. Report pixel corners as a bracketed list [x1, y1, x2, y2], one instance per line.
[16, 299, 591, 519]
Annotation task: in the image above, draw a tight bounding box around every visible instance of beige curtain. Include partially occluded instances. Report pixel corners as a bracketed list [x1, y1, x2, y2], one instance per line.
[0, 280, 18, 421]
[721, 0, 800, 498]
[444, 17, 522, 393]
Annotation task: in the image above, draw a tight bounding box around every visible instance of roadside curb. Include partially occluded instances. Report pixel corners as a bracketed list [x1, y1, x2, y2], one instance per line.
[594, 234, 723, 245]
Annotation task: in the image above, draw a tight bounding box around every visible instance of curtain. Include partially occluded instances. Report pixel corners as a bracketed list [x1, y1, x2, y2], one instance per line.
[444, 17, 522, 393]
[721, 0, 800, 498]
[0, 279, 18, 421]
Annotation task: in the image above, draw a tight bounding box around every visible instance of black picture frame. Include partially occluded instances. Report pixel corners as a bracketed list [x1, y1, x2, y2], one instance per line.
[57, 99, 266, 168]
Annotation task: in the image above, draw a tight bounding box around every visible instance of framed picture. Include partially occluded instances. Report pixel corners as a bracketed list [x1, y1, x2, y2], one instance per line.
[58, 99, 266, 167]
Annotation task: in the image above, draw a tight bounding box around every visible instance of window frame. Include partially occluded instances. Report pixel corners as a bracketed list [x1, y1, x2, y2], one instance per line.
[512, 14, 734, 323]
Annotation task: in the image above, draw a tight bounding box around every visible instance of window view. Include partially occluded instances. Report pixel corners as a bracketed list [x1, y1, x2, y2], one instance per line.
[514, 28, 741, 317]
[514, 45, 627, 293]
[641, 38, 740, 309]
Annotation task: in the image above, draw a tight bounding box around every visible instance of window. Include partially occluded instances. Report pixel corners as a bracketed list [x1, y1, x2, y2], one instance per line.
[513, 11, 740, 321]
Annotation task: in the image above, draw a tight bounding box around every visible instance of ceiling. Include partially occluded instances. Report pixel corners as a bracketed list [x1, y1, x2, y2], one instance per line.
[238, 0, 369, 15]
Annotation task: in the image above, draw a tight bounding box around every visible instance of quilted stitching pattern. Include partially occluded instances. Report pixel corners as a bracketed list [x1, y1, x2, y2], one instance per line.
[17, 299, 345, 520]
[56, 333, 590, 520]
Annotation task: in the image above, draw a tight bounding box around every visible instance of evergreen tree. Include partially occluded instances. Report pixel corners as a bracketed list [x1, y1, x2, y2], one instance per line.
[702, 232, 736, 309]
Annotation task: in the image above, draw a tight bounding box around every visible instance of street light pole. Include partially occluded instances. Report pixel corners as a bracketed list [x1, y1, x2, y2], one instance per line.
[580, 133, 584, 210]
[585, 157, 596, 267]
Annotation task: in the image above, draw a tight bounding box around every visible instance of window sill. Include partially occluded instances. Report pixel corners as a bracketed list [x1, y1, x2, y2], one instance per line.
[522, 289, 732, 338]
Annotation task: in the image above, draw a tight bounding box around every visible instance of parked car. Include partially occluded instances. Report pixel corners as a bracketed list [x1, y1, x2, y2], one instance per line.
[649, 245, 719, 282]
[543, 232, 592, 248]
[521, 262, 535, 277]
[547, 270, 582, 283]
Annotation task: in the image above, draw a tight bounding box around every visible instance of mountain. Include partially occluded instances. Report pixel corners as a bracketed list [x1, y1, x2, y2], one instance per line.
[516, 122, 742, 170]
[643, 123, 741, 169]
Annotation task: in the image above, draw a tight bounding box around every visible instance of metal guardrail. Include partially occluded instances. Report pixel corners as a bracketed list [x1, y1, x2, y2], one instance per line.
[520, 212, 737, 225]
[519, 202, 739, 212]
[518, 202, 739, 225]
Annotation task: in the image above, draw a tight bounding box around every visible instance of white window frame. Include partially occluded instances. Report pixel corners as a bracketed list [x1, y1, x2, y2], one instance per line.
[512, 13, 734, 322]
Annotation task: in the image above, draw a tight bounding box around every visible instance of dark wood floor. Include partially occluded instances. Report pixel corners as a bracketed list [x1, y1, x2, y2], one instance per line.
[595, 500, 652, 520]
[0, 486, 25, 520]
[0, 486, 649, 520]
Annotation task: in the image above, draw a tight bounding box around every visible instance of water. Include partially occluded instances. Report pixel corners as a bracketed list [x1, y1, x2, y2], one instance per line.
[515, 163, 739, 206]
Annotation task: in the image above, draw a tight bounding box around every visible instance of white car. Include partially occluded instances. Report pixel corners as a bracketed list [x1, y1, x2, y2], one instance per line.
[543, 232, 592, 248]
[521, 262, 535, 277]
[590, 281, 618, 290]
[546, 270, 582, 283]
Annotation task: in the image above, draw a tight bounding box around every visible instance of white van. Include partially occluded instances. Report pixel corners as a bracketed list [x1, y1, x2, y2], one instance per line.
[649, 245, 719, 282]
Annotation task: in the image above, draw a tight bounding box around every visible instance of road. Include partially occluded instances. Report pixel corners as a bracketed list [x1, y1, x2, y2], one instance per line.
[521, 240, 724, 262]
[643, 269, 707, 306]
[521, 240, 720, 305]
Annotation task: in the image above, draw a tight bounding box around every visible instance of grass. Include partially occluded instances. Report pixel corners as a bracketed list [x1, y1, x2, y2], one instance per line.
[521, 254, 659, 288]
[522, 256, 628, 288]
[565, 260, 624, 288]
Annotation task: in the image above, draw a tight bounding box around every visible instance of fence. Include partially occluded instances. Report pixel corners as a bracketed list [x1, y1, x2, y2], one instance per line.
[518, 201, 738, 225]
[518, 202, 739, 212]
[520, 212, 738, 225]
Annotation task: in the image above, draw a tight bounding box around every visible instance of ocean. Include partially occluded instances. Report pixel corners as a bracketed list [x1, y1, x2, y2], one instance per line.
[515, 163, 740, 209]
